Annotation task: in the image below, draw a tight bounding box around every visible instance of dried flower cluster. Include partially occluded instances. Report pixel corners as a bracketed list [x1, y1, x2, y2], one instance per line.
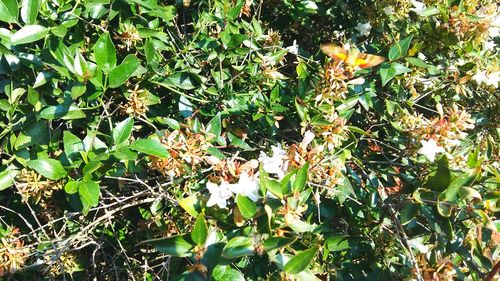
[0, 228, 29, 277]
[16, 169, 62, 203]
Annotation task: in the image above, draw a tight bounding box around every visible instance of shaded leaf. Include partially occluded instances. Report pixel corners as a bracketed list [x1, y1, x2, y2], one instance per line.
[148, 235, 193, 257]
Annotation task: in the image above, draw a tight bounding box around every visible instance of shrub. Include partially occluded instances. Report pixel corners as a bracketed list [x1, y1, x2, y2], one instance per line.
[0, 0, 498, 280]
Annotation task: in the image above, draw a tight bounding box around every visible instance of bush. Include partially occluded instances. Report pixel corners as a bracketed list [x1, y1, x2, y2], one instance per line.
[0, 0, 499, 280]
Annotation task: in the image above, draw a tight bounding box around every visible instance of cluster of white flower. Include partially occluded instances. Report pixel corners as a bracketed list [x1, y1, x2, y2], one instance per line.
[472, 69, 500, 88]
[206, 144, 289, 209]
[206, 172, 260, 208]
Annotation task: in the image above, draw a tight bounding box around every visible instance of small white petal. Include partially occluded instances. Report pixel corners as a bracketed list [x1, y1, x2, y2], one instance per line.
[383, 6, 394, 15]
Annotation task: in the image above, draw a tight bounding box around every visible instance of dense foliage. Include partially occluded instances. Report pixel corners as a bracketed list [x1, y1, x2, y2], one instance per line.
[0, 0, 499, 280]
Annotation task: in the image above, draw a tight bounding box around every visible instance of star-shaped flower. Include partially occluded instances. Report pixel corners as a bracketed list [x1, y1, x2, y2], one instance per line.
[229, 172, 260, 202]
[206, 181, 233, 208]
[410, 0, 426, 15]
[300, 130, 316, 149]
[472, 69, 488, 85]
[355, 22, 372, 36]
[485, 71, 500, 88]
[383, 6, 394, 15]
[285, 40, 299, 55]
[259, 145, 288, 178]
[418, 139, 445, 162]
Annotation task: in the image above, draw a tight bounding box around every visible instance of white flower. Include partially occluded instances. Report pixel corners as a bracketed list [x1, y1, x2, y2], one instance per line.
[383, 6, 394, 15]
[483, 40, 496, 51]
[229, 172, 260, 202]
[472, 70, 499, 88]
[285, 40, 299, 55]
[259, 144, 287, 179]
[471, 69, 488, 85]
[300, 130, 315, 148]
[485, 71, 500, 88]
[355, 22, 372, 36]
[206, 181, 233, 208]
[489, 16, 500, 38]
[418, 139, 445, 162]
[410, 0, 426, 15]
[488, 27, 499, 38]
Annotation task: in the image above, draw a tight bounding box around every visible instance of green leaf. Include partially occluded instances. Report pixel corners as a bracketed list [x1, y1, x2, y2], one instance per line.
[442, 172, 476, 202]
[379, 63, 395, 86]
[191, 214, 207, 246]
[11, 25, 48, 45]
[388, 35, 413, 61]
[236, 195, 257, 219]
[400, 200, 418, 225]
[64, 179, 78, 194]
[148, 235, 193, 257]
[179, 195, 200, 217]
[466, 148, 480, 168]
[263, 237, 296, 252]
[33, 71, 53, 88]
[206, 113, 222, 138]
[292, 162, 309, 193]
[112, 117, 134, 145]
[144, 38, 158, 68]
[82, 161, 102, 175]
[221, 237, 254, 259]
[284, 246, 318, 274]
[458, 186, 482, 201]
[40, 104, 86, 120]
[20, 0, 39, 24]
[325, 236, 356, 252]
[78, 179, 100, 213]
[419, 6, 439, 17]
[130, 139, 170, 159]
[0, 168, 18, 191]
[94, 33, 116, 72]
[0, 0, 18, 23]
[108, 54, 140, 88]
[427, 156, 451, 192]
[14, 121, 49, 149]
[405, 57, 430, 68]
[27, 159, 67, 180]
[166, 72, 201, 90]
[437, 194, 453, 217]
[287, 216, 315, 233]
[63, 131, 84, 160]
[212, 265, 245, 281]
[379, 62, 411, 86]
[261, 173, 283, 199]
